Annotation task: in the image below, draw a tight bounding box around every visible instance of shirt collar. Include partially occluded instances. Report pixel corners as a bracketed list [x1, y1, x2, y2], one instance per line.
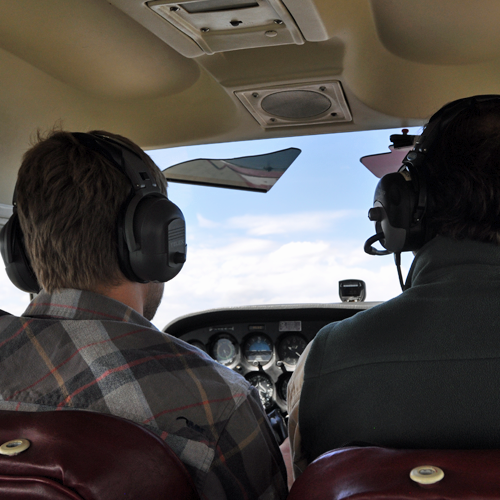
[23, 288, 156, 328]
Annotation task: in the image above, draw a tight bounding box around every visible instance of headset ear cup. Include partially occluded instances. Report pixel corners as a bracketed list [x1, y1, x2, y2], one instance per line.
[72, 132, 187, 284]
[0, 213, 41, 293]
[373, 173, 419, 253]
[116, 201, 141, 283]
[119, 196, 186, 283]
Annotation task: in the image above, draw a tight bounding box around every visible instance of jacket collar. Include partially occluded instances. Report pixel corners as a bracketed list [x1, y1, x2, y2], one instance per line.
[406, 236, 500, 289]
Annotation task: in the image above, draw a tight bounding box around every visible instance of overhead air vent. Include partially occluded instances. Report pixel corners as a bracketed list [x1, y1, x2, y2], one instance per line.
[235, 82, 352, 128]
[147, 0, 305, 54]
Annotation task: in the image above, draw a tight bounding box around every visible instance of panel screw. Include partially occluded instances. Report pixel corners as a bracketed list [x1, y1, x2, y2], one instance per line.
[252, 92, 259, 98]
[330, 112, 337, 117]
[270, 118, 276, 122]
[274, 19, 284, 25]
[169, 6, 179, 11]
[319, 86, 326, 91]
[201, 27, 210, 33]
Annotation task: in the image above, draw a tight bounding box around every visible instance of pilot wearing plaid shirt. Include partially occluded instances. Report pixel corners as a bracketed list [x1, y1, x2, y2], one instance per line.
[0, 130, 287, 500]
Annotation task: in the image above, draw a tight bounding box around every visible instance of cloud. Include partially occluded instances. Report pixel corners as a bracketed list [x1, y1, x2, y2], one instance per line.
[155, 236, 409, 331]
[196, 214, 220, 228]
[0, 236, 410, 334]
[227, 210, 355, 236]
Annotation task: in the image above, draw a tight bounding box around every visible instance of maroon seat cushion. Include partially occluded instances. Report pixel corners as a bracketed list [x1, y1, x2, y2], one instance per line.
[288, 446, 500, 499]
[0, 410, 199, 500]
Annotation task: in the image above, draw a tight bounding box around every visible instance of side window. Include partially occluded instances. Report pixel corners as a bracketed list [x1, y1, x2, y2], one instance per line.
[0, 207, 27, 315]
[0, 267, 29, 316]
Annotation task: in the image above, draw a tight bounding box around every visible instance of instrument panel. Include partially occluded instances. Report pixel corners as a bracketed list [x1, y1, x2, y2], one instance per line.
[206, 332, 307, 369]
[164, 303, 376, 415]
[180, 326, 310, 413]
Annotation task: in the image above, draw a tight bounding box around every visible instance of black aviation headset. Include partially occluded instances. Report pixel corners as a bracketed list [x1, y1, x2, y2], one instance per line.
[0, 132, 187, 294]
[364, 95, 500, 288]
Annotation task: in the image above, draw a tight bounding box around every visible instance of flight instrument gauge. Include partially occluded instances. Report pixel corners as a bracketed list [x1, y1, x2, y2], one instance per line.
[243, 334, 273, 365]
[278, 334, 307, 366]
[247, 373, 274, 409]
[211, 335, 238, 366]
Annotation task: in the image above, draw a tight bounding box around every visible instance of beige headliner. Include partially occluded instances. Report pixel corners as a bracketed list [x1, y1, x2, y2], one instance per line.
[1, 0, 500, 205]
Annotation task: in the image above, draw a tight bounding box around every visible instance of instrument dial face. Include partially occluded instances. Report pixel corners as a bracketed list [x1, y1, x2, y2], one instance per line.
[243, 334, 273, 365]
[278, 334, 307, 366]
[247, 373, 274, 409]
[211, 335, 238, 366]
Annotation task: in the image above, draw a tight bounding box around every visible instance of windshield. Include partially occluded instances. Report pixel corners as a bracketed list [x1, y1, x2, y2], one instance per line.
[0, 126, 419, 330]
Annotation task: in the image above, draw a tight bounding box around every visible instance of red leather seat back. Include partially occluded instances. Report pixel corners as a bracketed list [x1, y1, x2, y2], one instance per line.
[287, 446, 500, 499]
[0, 410, 199, 500]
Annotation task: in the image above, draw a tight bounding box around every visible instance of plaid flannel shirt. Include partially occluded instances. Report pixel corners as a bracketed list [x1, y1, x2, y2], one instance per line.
[0, 289, 287, 500]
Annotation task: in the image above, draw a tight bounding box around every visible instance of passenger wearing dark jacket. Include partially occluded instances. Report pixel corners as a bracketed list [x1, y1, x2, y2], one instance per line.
[288, 95, 500, 479]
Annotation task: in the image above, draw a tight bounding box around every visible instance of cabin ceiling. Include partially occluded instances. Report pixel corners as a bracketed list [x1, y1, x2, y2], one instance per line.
[1, 0, 500, 205]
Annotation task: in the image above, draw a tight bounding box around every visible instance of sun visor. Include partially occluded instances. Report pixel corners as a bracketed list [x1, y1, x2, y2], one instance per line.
[360, 130, 417, 178]
[162, 148, 301, 192]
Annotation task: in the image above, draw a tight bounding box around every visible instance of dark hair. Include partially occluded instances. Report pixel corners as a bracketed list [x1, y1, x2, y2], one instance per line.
[425, 98, 500, 243]
[16, 129, 167, 292]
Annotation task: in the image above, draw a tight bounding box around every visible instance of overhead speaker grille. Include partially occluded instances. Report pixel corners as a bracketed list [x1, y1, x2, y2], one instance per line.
[235, 81, 351, 128]
[261, 90, 331, 119]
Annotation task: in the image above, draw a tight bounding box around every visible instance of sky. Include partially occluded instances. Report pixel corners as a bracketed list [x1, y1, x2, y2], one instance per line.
[0, 126, 420, 330]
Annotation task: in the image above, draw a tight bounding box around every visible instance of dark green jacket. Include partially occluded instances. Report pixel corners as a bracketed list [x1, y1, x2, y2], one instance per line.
[300, 236, 500, 463]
